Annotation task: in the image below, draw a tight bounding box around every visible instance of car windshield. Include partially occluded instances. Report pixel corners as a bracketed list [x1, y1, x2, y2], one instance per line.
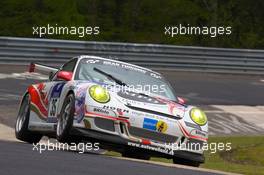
[75, 58, 177, 101]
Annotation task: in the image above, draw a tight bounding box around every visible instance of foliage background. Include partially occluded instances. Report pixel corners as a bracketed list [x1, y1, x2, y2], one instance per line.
[0, 0, 263, 49]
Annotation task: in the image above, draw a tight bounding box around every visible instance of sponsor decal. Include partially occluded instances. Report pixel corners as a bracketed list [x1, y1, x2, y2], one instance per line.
[93, 107, 109, 114]
[120, 98, 142, 106]
[190, 129, 208, 138]
[118, 91, 165, 104]
[196, 130, 207, 137]
[75, 85, 87, 122]
[103, 105, 129, 113]
[178, 121, 208, 141]
[81, 58, 163, 79]
[131, 111, 147, 117]
[48, 98, 59, 118]
[128, 142, 174, 155]
[47, 82, 65, 119]
[156, 120, 168, 133]
[131, 111, 175, 122]
[143, 118, 168, 133]
[86, 59, 100, 64]
[86, 105, 117, 118]
[143, 118, 157, 131]
[184, 121, 201, 130]
[51, 82, 65, 98]
[103, 60, 120, 67]
[150, 73, 162, 79]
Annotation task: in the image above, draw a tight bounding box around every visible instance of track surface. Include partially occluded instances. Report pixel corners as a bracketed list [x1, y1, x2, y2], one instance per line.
[162, 70, 264, 105]
[0, 140, 222, 175]
[1, 65, 264, 105]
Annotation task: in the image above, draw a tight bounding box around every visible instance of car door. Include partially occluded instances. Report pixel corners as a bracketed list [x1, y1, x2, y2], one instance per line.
[46, 58, 77, 123]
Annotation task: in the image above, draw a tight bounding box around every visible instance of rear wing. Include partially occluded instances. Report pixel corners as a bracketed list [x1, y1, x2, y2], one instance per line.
[29, 62, 59, 73]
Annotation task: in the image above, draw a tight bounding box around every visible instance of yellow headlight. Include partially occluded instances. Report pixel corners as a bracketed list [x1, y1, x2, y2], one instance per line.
[89, 85, 110, 103]
[190, 108, 207, 126]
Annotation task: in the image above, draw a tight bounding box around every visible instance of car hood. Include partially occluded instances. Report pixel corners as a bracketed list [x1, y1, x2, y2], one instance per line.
[74, 81, 186, 119]
[114, 90, 186, 119]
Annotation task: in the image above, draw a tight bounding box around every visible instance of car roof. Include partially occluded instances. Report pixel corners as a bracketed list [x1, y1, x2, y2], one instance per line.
[76, 55, 161, 75]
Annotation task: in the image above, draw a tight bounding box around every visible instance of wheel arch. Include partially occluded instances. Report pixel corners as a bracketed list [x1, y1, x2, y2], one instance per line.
[56, 89, 75, 117]
[20, 91, 30, 106]
[16, 91, 30, 128]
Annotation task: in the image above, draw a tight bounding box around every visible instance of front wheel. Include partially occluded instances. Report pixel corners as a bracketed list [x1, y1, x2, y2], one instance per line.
[15, 93, 42, 144]
[173, 157, 200, 167]
[56, 93, 75, 143]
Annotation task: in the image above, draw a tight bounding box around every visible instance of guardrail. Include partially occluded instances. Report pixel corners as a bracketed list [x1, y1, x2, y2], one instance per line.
[0, 36, 264, 75]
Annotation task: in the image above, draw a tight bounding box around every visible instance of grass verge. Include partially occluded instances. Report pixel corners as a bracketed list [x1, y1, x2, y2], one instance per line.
[106, 136, 264, 175]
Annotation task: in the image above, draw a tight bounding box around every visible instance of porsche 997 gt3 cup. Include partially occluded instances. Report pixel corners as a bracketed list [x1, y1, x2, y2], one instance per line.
[15, 55, 208, 167]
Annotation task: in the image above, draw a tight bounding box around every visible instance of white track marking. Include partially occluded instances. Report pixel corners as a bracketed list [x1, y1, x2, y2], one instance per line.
[0, 72, 47, 80]
[0, 124, 17, 142]
[0, 92, 20, 101]
[211, 105, 264, 129]
[206, 105, 264, 135]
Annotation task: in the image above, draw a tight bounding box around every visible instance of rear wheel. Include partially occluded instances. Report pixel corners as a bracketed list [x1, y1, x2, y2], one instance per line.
[56, 93, 75, 143]
[15, 93, 42, 144]
[173, 157, 200, 167]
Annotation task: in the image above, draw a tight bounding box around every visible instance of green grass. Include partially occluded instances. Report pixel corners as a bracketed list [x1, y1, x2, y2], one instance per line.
[105, 136, 264, 175]
[202, 136, 264, 175]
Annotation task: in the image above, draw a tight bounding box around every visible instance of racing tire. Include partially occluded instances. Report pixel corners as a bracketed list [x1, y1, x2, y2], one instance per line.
[56, 93, 75, 143]
[15, 93, 42, 144]
[173, 157, 200, 167]
[122, 150, 151, 160]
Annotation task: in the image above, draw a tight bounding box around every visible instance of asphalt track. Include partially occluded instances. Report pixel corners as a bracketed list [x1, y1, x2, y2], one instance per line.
[0, 64, 263, 175]
[1, 64, 264, 105]
[0, 140, 226, 175]
[162, 70, 264, 106]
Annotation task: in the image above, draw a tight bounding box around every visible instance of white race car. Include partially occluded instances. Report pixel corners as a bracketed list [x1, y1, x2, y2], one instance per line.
[15, 55, 208, 166]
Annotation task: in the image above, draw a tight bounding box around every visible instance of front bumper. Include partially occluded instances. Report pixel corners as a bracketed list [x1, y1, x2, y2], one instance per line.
[72, 126, 205, 163]
[72, 104, 207, 163]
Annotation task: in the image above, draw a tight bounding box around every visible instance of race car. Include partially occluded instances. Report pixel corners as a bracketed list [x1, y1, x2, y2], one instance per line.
[15, 55, 208, 166]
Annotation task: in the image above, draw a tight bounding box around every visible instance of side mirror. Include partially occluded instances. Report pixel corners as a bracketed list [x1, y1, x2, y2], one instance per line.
[57, 71, 73, 81]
